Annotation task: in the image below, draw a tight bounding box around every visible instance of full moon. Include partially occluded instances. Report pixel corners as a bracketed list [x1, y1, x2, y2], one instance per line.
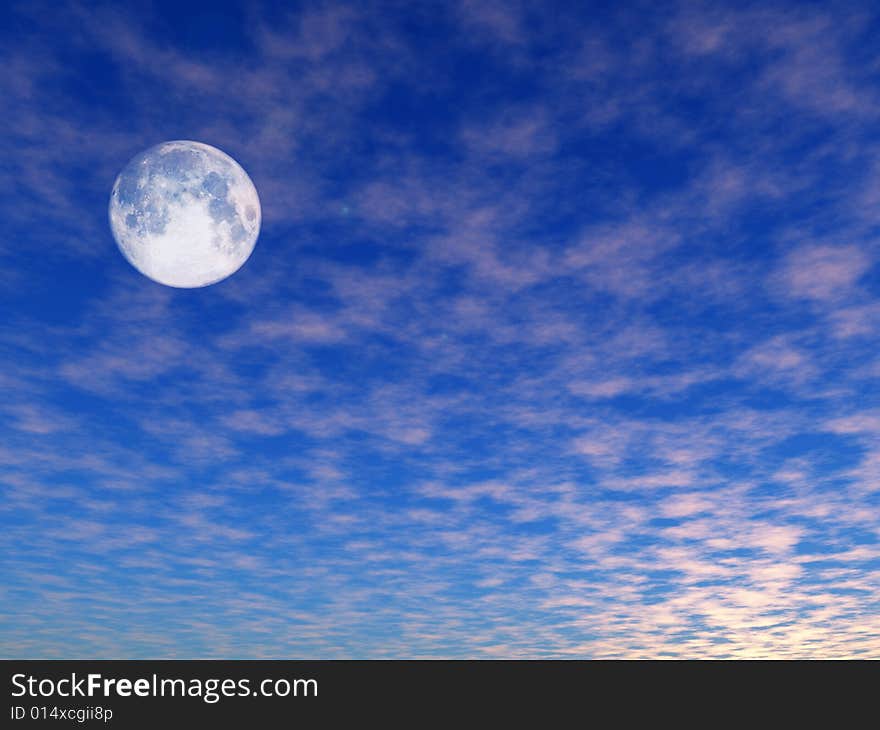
[109, 140, 261, 288]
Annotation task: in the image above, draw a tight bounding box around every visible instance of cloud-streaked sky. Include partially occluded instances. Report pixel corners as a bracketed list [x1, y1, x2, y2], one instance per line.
[2, 0, 879, 658]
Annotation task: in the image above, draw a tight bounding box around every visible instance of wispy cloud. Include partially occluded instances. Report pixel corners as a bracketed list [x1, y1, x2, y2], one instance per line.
[1, 0, 879, 658]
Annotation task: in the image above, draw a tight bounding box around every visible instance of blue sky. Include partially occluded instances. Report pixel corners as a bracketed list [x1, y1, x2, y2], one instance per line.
[1, 0, 879, 658]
